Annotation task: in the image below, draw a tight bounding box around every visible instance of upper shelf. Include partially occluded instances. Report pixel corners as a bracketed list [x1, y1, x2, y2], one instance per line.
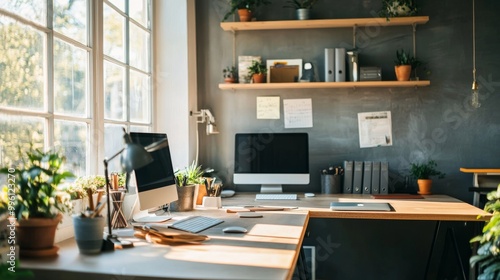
[220, 16, 429, 31]
[219, 80, 430, 90]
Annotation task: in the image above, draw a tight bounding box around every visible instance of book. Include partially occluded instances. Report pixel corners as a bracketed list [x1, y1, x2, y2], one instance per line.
[353, 161, 363, 194]
[371, 161, 381, 194]
[362, 161, 372, 194]
[343, 160, 353, 193]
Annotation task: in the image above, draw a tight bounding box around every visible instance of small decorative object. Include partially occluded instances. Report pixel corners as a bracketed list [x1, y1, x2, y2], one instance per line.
[238, 56, 261, 83]
[394, 49, 418, 81]
[248, 60, 267, 83]
[0, 146, 74, 258]
[171, 161, 204, 211]
[223, 66, 237, 83]
[266, 59, 303, 83]
[409, 159, 445, 195]
[222, 0, 271, 22]
[379, 0, 417, 19]
[470, 184, 500, 279]
[202, 178, 222, 208]
[283, 0, 319, 20]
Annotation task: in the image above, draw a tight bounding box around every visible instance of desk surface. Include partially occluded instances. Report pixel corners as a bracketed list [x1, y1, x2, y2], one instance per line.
[21, 194, 489, 280]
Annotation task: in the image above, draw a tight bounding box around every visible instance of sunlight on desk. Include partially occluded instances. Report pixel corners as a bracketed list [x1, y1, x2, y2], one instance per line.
[248, 224, 303, 239]
[162, 244, 295, 269]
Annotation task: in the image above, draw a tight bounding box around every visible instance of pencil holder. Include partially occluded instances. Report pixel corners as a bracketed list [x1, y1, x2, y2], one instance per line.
[321, 174, 341, 194]
[110, 190, 127, 229]
[202, 196, 222, 209]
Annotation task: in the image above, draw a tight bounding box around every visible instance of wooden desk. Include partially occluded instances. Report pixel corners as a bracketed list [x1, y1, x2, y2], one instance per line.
[21, 194, 489, 280]
[460, 168, 500, 206]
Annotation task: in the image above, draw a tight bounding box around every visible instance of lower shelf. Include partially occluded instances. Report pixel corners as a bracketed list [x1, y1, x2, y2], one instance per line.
[219, 80, 430, 90]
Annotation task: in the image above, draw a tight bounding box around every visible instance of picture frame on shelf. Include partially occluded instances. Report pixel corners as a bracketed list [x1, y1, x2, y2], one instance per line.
[266, 59, 303, 83]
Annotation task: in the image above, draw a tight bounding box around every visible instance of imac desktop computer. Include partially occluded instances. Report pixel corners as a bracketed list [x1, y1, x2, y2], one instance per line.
[129, 132, 178, 222]
[233, 132, 310, 197]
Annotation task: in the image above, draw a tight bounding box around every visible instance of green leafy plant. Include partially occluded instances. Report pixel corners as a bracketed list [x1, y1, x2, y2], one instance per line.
[0, 146, 74, 220]
[470, 185, 500, 279]
[223, 0, 271, 21]
[394, 49, 421, 69]
[223, 66, 237, 79]
[175, 161, 205, 187]
[379, 0, 417, 19]
[283, 0, 319, 9]
[409, 160, 445, 180]
[247, 60, 267, 76]
[62, 175, 106, 200]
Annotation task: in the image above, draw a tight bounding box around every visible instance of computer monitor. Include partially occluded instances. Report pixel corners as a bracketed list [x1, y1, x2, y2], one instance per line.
[129, 132, 178, 214]
[233, 132, 310, 193]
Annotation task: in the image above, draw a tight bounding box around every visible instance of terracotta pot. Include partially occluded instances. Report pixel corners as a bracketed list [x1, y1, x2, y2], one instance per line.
[224, 77, 235, 83]
[395, 65, 411, 81]
[237, 9, 252, 22]
[196, 184, 207, 205]
[16, 213, 63, 251]
[252, 73, 266, 83]
[417, 179, 432, 195]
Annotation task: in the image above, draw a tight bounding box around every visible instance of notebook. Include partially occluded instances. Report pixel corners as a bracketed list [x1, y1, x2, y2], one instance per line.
[330, 202, 392, 211]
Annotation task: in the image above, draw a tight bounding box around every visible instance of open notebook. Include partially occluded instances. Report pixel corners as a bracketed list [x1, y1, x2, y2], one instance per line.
[330, 202, 392, 211]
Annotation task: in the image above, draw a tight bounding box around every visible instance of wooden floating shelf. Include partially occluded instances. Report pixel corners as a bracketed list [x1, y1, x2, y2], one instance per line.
[219, 80, 431, 90]
[221, 16, 429, 31]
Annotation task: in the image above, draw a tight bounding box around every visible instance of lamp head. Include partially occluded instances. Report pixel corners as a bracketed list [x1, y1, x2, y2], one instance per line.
[120, 129, 153, 172]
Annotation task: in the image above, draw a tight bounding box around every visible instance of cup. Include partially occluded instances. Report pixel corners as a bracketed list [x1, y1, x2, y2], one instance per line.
[202, 196, 222, 209]
[73, 215, 105, 254]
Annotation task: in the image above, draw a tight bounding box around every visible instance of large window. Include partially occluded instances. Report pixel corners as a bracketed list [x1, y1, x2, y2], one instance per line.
[0, 0, 152, 175]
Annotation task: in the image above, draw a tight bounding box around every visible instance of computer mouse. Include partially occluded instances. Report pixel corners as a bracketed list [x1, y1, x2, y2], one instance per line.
[222, 226, 247, 233]
[221, 190, 235, 198]
[305, 193, 315, 197]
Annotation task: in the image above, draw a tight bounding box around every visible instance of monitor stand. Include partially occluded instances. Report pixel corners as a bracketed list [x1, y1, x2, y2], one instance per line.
[132, 207, 172, 223]
[260, 184, 283, 193]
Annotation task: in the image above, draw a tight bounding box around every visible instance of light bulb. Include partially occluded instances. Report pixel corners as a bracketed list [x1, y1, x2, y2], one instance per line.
[471, 81, 481, 109]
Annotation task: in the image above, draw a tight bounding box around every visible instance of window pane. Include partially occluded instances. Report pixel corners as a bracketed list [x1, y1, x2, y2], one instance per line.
[130, 125, 149, 132]
[54, 120, 87, 177]
[104, 61, 126, 121]
[53, 0, 88, 44]
[108, 0, 124, 12]
[54, 39, 88, 116]
[130, 0, 149, 28]
[104, 123, 125, 172]
[103, 3, 125, 62]
[0, 114, 44, 167]
[130, 22, 150, 72]
[0, 16, 45, 111]
[0, 0, 47, 26]
[130, 70, 150, 123]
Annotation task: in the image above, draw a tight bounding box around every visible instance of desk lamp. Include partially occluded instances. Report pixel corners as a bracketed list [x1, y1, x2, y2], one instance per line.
[102, 128, 154, 251]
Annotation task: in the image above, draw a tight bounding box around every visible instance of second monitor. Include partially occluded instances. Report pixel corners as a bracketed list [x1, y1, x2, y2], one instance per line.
[233, 132, 310, 193]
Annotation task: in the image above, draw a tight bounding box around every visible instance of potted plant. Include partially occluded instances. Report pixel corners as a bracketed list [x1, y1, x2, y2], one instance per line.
[379, 0, 418, 19]
[470, 185, 500, 279]
[222, 0, 271, 22]
[409, 159, 445, 195]
[283, 0, 319, 20]
[394, 49, 419, 81]
[223, 66, 238, 83]
[62, 175, 107, 214]
[172, 161, 205, 211]
[248, 60, 267, 83]
[0, 146, 74, 257]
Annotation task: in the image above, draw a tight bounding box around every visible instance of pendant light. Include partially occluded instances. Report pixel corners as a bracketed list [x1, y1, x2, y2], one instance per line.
[471, 0, 481, 108]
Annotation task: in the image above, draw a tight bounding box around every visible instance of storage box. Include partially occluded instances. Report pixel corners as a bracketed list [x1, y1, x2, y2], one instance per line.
[360, 67, 382, 81]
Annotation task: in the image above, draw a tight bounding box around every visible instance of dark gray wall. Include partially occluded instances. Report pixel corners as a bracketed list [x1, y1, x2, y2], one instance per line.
[195, 0, 500, 203]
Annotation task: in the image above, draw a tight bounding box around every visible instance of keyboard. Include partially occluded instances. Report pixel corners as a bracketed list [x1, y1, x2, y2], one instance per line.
[255, 193, 298, 200]
[170, 216, 224, 233]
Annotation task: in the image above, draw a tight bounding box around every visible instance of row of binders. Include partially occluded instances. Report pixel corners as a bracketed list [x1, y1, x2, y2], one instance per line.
[343, 161, 389, 194]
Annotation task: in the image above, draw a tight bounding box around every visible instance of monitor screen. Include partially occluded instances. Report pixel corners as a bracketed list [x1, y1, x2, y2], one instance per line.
[233, 133, 310, 193]
[129, 132, 178, 212]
